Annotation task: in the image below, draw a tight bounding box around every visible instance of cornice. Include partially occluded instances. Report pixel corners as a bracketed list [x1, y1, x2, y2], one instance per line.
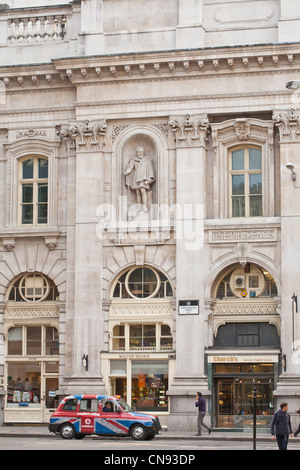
[0, 42, 299, 90]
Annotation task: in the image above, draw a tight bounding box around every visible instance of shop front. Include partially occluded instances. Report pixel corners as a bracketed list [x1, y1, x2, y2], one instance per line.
[102, 353, 175, 427]
[207, 354, 279, 430]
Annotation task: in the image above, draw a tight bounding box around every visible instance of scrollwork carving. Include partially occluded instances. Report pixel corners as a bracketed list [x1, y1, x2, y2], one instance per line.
[168, 113, 210, 147]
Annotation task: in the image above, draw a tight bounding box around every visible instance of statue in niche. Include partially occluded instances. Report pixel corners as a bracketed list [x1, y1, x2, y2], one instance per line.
[124, 146, 156, 213]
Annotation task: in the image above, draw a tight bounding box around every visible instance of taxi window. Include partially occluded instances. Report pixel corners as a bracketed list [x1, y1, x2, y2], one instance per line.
[62, 398, 78, 411]
[102, 400, 117, 412]
[80, 399, 99, 412]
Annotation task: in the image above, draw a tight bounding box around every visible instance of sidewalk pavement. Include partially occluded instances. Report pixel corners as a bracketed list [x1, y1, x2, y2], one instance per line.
[0, 425, 273, 441]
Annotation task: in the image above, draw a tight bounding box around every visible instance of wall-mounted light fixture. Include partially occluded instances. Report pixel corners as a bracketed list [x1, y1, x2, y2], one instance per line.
[81, 354, 88, 371]
[292, 293, 298, 351]
[286, 81, 300, 90]
[286, 162, 297, 180]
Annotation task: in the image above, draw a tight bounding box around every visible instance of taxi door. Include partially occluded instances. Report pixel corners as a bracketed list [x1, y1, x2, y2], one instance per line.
[98, 398, 129, 435]
[78, 397, 101, 434]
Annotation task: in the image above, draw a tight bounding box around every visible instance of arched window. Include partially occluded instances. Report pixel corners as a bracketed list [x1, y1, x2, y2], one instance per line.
[19, 156, 48, 225]
[7, 273, 59, 302]
[229, 146, 262, 217]
[112, 267, 173, 300]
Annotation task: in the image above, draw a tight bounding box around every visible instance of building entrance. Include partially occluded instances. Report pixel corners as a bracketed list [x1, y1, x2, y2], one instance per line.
[212, 362, 276, 429]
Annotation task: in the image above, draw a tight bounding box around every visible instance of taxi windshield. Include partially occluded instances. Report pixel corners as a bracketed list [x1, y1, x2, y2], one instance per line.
[117, 398, 132, 412]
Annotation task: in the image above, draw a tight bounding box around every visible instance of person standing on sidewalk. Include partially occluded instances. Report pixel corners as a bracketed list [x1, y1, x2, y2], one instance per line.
[195, 392, 211, 436]
[271, 402, 293, 450]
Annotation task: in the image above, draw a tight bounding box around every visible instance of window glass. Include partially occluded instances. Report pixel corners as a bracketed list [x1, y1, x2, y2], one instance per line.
[131, 361, 168, 411]
[38, 158, 48, 179]
[232, 149, 244, 170]
[249, 148, 262, 170]
[45, 327, 59, 355]
[63, 398, 78, 411]
[7, 363, 41, 408]
[80, 399, 99, 412]
[22, 159, 33, 179]
[110, 360, 127, 375]
[26, 327, 41, 355]
[8, 327, 22, 355]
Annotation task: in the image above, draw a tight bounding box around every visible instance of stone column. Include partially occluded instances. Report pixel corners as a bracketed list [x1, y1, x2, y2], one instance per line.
[167, 114, 211, 431]
[273, 109, 300, 422]
[60, 119, 107, 394]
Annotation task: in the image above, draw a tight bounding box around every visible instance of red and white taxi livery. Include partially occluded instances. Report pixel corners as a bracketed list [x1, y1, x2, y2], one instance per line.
[49, 394, 161, 441]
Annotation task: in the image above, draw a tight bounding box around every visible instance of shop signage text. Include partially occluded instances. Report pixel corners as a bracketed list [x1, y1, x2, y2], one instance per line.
[208, 355, 278, 363]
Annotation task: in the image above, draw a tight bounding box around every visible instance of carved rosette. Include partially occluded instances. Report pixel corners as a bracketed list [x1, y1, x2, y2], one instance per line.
[273, 108, 300, 143]
[60, 119, 107, 152]
[168, 113, 210, 147]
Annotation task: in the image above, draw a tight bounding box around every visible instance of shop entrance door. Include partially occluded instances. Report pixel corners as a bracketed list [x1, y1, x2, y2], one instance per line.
[110, 377, 127, 402]
[217, 380, 234, 428]
[42, 376, 59, 423]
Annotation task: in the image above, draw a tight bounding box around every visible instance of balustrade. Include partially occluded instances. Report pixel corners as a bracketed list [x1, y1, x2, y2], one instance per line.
[7, 15, 67, 43]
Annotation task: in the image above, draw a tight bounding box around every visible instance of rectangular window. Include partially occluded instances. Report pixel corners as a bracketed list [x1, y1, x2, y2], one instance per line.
[230, 147, 262, 218]
[130, 325, 156, 350]
[8, 327, 22, 355]
[20, 157, 48, 226]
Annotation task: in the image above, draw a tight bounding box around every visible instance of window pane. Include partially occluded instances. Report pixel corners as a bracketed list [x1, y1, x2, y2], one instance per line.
[232, 149, 244, 170]
[22, 159, 33, 179]
[26, 327, 41, 355]
[232, 175, 245, 195]
[45, 327, 59, 355]
[38, 204, 48, 224]
[249, 148, 262, 170]
[232, 196, 245, 217]
[250, 195, 262, 217]
[249, 174, 262, 195]
[22, 184, 33, 203]
[22, 204, 33, 224]
[38, 159, 48, 179]
[38, 183, 48, 203]
[8, 327, 22, 355]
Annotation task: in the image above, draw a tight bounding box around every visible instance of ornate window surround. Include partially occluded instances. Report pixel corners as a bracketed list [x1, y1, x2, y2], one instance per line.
[211, 118, 274, 219]
[4, 137, 60, 228]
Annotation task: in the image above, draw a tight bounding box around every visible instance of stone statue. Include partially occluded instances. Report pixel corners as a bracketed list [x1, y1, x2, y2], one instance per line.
[124, 146, 155, 212]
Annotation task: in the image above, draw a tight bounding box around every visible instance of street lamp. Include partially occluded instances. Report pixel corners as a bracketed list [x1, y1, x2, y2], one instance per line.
[81, 354, 88, 371]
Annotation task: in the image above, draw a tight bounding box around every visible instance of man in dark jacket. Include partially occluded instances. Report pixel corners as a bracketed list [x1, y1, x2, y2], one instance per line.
[271, 402, 293, 450]
[195, 392, 211, 436]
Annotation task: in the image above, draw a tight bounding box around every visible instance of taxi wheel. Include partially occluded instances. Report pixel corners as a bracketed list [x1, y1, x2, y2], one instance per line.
[59, 423, 76, 439]
[130, 424, 147, 441]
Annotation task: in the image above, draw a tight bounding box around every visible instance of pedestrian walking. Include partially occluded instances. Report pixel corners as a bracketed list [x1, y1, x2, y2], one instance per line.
[195, 392, 211, 436]
[271, 402, 293, 450]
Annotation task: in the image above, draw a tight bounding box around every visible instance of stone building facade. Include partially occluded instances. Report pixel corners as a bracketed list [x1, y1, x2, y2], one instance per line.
[0, 0, 300, 431]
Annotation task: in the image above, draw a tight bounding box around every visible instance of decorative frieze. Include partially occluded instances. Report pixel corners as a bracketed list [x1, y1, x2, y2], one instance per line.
[168, 113, 210, 147]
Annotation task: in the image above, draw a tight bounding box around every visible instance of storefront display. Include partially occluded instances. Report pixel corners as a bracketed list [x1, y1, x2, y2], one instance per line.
[208, 358, 278, 429]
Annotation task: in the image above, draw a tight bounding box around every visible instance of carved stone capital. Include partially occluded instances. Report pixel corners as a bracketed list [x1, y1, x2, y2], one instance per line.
[168, 113, 210, 147]
[273, 108, 300, 143]
[59, 119, 107, 153]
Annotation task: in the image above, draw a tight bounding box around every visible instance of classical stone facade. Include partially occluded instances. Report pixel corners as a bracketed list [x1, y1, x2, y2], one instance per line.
[0, 0, 300, 431]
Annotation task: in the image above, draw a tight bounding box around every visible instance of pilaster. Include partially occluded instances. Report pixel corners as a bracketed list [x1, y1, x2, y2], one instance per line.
[272, 108, 300, 407]
[167, 113, 211, 431]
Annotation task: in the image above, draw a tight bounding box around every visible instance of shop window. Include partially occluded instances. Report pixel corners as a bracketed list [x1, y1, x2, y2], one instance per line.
[7, 272, 59, 302]
[112, 267, 173, 300]
[20, 157, 48, 225]
[131, 360, 168, 411]
[229, 147, 262, 218]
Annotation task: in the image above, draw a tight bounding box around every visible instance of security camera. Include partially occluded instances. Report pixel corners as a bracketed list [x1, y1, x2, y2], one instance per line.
[286, 81, 300, 90]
